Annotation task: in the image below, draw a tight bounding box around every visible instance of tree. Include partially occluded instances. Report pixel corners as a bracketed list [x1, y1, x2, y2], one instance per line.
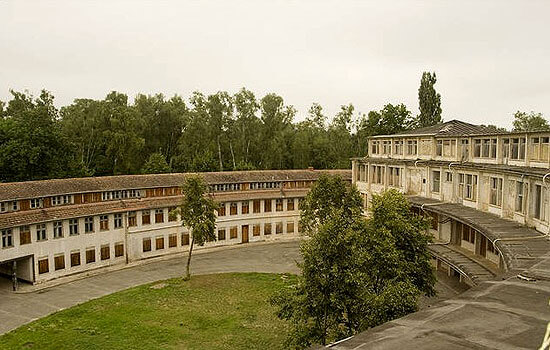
[512, 111, 550, 132]
[298, 174, 362, 235]
[417, 72, 442, 128]
[271, 189, 430, 348]
[141, 152, 171, 174]
[174, 175, 218, 280]
[364, 103, 414, 136]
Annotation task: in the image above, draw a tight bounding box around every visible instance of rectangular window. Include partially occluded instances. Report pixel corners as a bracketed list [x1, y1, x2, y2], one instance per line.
[156, 236, 164, 250]
[155, 209, 164, 223]
[242, 201, 249, 215]
[30, 198, 43, 209]
[264, 199, 272, 212]
[114, 213, 123, 228]
[253, 224, 260, 236]
[489, 177, 503, 207]
[218, 203, 226, 216]
[464, 174, 477, 201]
[287, 222, 294, 234]
[100, 245, 110, 260]
[38, 258, 49, 274]
[142, 210, 151, 225]
[54, 255, 65, 270]
[168, 207, 177, 222]
[0, 202, 5, 213]
[53, 221, 63, 239]
[502, 138, 510, 158]
[115, 243, 124, 257]
[71, 251, 81, 267]
[264, 223, 272, 235]
[86, 248, 96, 263]
[128, 211, 137, 227]
[253, 200, 261, 213]
[69, 219, 79, 235]
[36, 223, 47, 241]
[230, 203, 238, 215]
[143, 238, 152, 252]
[276, 199, 283, 212]
[534, 184, 547, 220]
[436, 140, 443, 156]
[85, 217, 94, 233]
[474, 139, 481, 157]
[20, 226, 31, 245]
[388, 167, 401, 187]
[182, 233, 190, 246]
[100, 215, 109, 231]
[432, 171, 441, 193]
[52, 195, 72, 206]
[218, 229, 226, 240]
[515, 181, 525, 213]
[287, 199, 295, 211]
[445, 172, 453, 182]
[276, 222, 283, 234]
[230, 226, 238, 239]
[169, 234, 177, 247]
[407, 140, 417, 155]
[1, 229, 13, 248]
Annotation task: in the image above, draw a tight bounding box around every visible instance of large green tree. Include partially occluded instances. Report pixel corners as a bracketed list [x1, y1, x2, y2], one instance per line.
[363, 103, 414, 136]
[417, 72, 442, 128]
[175, 175, 218, 280]
[512, 111, 550, 131]
[141, 152, 171, 174]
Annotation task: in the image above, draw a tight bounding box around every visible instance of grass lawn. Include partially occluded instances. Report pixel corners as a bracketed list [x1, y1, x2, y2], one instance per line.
[0, 273, 297, 350]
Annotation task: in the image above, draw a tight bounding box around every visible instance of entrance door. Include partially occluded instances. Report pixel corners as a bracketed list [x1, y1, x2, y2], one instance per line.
[479, 234, 487, 257]
[241, 225, 249, 244]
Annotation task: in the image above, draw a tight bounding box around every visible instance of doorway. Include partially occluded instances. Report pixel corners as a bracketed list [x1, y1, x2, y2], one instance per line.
[241, 225, 249, 244]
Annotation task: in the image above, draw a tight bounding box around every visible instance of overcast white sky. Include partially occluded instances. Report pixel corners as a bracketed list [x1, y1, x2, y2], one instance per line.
[1, 0, 549, 128]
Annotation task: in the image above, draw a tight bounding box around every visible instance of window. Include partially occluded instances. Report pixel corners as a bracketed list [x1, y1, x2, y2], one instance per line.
[1, 229, 13, 248]
[253, 224, 260, 236]
[218, 203, 226, 216]
[253, 200, 261, 213]
[54, 255, 65, 270]
[502, 138, 510, 158]
[69, 219, 79, 235]
[445, 172, 453, 182]
[30, 198, 43, 209]
[487, 240, 495, 254]
[143, 238, 152, 252]
[155, 209, 164, 223]
[287, 199, 295, 211]
[53, 221, 63, 238]
[515, 181, 525, 213]
[388, 167, 401, 187]
[371, 165, 385, 184]
[85, 217, 94, 233]
[115, 243, 124, 257]
[393, 140, 403, 155]
[230, 226, 238, 239]
[36, 223, 47, 241]
[52, 195, 72, 206]
[287, 222, 294, 234]
[114, 213, 123, 228]
[128, 211, 137, 227]
[0, 202, 6, 213]
[465, 174, 477, 201]
[511, 138, 526, 160]
[100, 215, 109, 231]
[101, 245, 110, 260]
[156, 237, 164, 250]
[530, 137, 550, 161]
[20, 226, 31, 245]
[276, 199, 283, 212]
[38, 258, 49, 274]
[436, 140, 443, 156]
[534, 184, 547, 221]
[489, 177, 503, 207]
[168, 207, 178, 222]
[371, 140, 379, 154]
[230, 203, 238, 215]
[432, 171, 441, 193]
[86, 248, 96, 263]
[276, 222, 283, 234]
[142, 210, 151, 225]
[11, 201, 18, 211]
[182, 233, 190, 246]
[242, 201, 249, 215]
[264, 199, 272, 212]
[218, 229, 226, 240]
[71, 252, 81, 267]
[473, 138, 497, 158]
[382, 141, 391, 154]
[169, 234, 177, 247]
[264, 223, 272, 235]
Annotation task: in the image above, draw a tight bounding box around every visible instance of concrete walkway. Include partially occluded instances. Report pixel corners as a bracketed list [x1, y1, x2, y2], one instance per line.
[0, 240, 301, 335]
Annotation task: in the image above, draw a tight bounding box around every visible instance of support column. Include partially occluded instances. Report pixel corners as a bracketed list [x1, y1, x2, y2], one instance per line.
[12, 260, 18, 292]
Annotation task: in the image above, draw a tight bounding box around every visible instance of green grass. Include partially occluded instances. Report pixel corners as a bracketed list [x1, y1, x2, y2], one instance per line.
[0, 273, 297, 350]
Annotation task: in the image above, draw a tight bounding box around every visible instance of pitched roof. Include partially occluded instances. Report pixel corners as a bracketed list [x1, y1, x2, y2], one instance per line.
[373, 120, 504, 138]
[0, 169, 351, 202]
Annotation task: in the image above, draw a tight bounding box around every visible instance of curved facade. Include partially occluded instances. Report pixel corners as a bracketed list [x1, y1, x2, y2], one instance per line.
[0, 169, 350, 285]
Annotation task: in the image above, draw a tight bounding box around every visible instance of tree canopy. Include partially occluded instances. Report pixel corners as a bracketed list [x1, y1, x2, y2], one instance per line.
[512, 111, 550, 132]
[417, 72, 442, 128]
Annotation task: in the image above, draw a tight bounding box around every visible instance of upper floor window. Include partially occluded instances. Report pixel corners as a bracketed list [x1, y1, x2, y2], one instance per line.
[407, 140, 417, 155]
[371, 165, 385, 184]
[0, 202, 5, 213]
[534, 184, 547, 221]
[489, 177, 503, 207]
[381, 141, 391, 155]
[1, 229, 13, 248]
[36, 223, 47, 241]
[458, 173, 477, 201]
[52, 195, 72, 206]
[530, 137, 550, 162]
[371, 141, 380, 155]
[128, 211, 137, 227]
[393, 140, 403, 155]
[142, 210, 151, 225]
[53, 221, 63, 238]
[20, 226, 31, 245]
[30, 198, 43, 209]
[230, 202, 238, 215]
[242, 201, 249, 214]
[503, 138, 526, 160]
[431, 171, 441, 193]
[388, 167, 401, 187]
[155, 209, 164, 223]
[276, 199, 283, 212]
[515, 181, 525, 213]
[473, 138, 497, 158]
[217, 203, 226, 216]
[69, 219, 79, 235]
[85, 217, 94, 233]
[100, 215, 109, 231]
[114, 213, 123, 228]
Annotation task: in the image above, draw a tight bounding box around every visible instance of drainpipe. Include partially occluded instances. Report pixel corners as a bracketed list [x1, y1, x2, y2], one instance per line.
[448, 162, 459, 202]
[124, 212, 129, 265]
[543, 173, 550, 236]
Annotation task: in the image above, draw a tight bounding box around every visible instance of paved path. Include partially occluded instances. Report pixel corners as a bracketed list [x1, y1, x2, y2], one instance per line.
[0, 240, 301, 335]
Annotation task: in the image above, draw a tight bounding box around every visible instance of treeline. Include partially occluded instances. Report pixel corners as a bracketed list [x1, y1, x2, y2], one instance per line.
[0, 72, 447, 182]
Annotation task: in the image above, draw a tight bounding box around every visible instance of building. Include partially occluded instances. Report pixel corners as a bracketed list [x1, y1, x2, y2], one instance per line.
[0, 169, 350, 286]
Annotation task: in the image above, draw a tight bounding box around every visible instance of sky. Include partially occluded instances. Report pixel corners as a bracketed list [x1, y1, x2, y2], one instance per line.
[0, 0, 549, 129]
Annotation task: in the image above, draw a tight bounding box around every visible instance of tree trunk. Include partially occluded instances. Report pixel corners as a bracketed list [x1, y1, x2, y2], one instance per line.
[229, 141, 236, 170]
[217, 136, 223, 171]
[184, 236, 195, 280]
